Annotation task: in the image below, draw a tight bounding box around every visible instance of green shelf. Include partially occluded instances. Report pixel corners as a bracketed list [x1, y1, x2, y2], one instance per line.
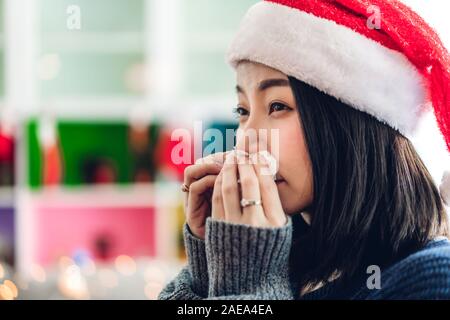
[26, 119, 161, 188]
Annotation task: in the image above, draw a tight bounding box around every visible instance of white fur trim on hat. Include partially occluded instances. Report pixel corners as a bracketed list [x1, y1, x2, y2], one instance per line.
[226, 1, 428, 137]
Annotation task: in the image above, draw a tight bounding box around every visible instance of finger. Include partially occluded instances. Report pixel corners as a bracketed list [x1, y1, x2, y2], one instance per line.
[252, 153, 286, 226]
[221, 152, 241, 222]
[235, 128, 258, 155]
[186, 175, 217, 232]
[207, 151, 230, 166]
[211, 170, 225, 221]
[184, 162, 223, 187]
[236, 153, 265, 223]
[195, 153, 223, 166]
[183, 162, 223, 209]
[189, 174, 218, 195]
[188, 174, 218, 211]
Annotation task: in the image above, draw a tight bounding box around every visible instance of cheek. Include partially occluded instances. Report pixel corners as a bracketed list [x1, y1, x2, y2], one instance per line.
[276, 117, 313, 214]
[278, 116, 307, 171]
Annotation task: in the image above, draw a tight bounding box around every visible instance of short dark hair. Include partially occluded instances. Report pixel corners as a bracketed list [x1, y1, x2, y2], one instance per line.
[288, 76, 449, 292]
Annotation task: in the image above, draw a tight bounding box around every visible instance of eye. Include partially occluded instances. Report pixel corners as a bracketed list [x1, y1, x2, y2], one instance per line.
[269, 102, 291, 115]
[232, 105, 249, 118]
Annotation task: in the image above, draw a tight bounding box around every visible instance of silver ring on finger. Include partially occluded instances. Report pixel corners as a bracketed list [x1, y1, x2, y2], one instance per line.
[240, 198, 262, 208]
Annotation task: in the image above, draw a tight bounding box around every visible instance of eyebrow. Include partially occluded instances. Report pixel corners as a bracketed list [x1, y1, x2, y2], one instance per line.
[235, 78, 290, 95]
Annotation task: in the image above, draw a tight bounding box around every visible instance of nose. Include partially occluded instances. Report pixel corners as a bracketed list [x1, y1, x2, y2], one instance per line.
[235, 126, 271, 156]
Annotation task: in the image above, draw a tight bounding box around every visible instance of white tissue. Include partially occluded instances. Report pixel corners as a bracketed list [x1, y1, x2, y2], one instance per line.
[251, 150, 278, 180]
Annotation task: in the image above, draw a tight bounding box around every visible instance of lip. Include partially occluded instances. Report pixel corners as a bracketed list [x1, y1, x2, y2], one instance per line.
[274, 173, 284, 183]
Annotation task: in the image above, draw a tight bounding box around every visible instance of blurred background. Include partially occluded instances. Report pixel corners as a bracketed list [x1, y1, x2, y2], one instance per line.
[0, 0, 449, 300]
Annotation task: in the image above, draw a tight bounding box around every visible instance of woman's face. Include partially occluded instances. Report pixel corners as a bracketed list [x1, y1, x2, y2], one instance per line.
[234, 61, 314, 216]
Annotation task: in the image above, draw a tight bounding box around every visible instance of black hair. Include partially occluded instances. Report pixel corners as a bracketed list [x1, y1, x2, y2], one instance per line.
[288, 76, 449, 293]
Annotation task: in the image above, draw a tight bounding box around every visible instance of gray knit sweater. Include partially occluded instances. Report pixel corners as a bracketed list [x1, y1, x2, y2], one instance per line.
[158, 216, 450, 300]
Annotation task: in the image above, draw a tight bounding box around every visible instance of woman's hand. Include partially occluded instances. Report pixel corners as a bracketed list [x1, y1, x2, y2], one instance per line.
[211, 151, 287, 227]
[183, 152, 229, 240]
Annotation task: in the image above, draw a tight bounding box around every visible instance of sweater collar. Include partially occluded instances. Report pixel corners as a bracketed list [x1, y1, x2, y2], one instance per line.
[298, 237, 450, 300]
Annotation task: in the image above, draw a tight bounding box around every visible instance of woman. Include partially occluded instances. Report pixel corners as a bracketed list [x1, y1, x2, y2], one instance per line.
[159, 0, 450, 299]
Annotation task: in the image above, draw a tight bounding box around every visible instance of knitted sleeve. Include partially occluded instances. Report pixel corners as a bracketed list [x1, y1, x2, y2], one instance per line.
[158, 217, 294, 300]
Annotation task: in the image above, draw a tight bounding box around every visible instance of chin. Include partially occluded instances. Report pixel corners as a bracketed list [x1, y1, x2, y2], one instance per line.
[279, 189, 311, 216]
[280, 198, 302, 216]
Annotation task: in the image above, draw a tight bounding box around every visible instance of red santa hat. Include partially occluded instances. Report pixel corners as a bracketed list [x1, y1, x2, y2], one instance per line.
[226, 0, 450, 205]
